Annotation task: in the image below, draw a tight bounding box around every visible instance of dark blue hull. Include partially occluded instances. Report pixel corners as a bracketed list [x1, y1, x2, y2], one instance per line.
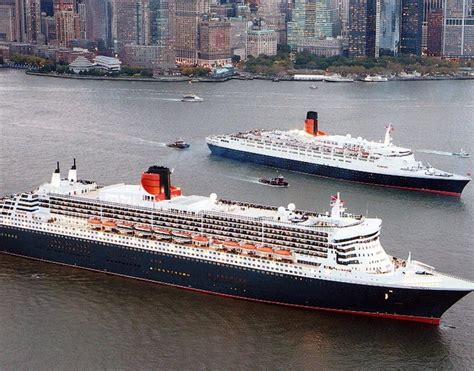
[207, 144, 470, 196]
[1, 225, 470, 324]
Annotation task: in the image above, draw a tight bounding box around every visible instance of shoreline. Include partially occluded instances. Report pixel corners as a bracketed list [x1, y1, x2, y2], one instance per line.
[18, 69, 474, 83]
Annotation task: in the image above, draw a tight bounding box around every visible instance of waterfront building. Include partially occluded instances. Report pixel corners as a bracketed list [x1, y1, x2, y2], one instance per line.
[400, 0, 423, 55]
[69, 54, 94, 72]
[295, 37, 343, 56]
[198, 17, 231, 66]
[0, 4, 15, 41]
[174, 0, 210, 64]
[123, 43, 159, 68]
[348, 0, 378, 58]
[379, 0, 400, 55]
[0, 43, 10, 60]
[246, 21, 277, 57]
[94, 54, 121, 71]
[426, 8, 443, 56]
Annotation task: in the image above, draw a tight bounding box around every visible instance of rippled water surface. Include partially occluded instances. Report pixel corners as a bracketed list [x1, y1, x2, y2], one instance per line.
[0, 70, 473, 369]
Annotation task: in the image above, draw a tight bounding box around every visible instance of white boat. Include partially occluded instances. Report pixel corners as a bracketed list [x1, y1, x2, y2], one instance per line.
[452, 149, 470, 158]
[362, 75, 388, 82]
[181, 94, 203, 102]
[324, 75, 354, 83]
[309, 85, 318, 89]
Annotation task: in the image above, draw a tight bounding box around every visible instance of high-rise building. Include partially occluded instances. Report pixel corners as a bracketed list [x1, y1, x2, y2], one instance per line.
[149, 0, 175, 68]
[379, 0, 400, 55]
[442, 0, 474, 57]
[426, 8, 443, 55]
[41, 12, 56, 43]
[229, 16, 247, 60]
[83, 0, 110, 46]
[246, 20, 277, 57]
[287, 0, 335, 49]
[77, 0, 86, 39]
[174, 0, 209, 63]
[257, 0, 287, 44]
[198, 17, 231, 65]
[422, 0, 443, 50]
[348, 0, 378, 58]
[55, 10, 80, 47]
[112, 0, 147, 53]
[24, 0, 43, 44]
[0, 3, 16, 41]
[400, 0, 423, 55]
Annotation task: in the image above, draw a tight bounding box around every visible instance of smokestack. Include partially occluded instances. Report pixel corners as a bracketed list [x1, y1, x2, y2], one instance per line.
[141, 166, 172, 200]
[68, 158, 77, 182]
[51, 162, 61, 187]
[304, 111, 318, 136]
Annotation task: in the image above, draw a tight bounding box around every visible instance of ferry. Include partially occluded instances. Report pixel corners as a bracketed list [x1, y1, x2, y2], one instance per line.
[1, 161, 473, 324]
[362, 75, 388, 82]
[324, 75, 354, 83]
[206, 112, 471, 196]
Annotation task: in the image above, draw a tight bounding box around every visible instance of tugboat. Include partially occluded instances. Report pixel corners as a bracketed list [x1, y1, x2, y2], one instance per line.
[181, 94, 203, 102]
[166, 139, 190, 149]
[452, 149, 470, 158]
[258, 175, 289, 187]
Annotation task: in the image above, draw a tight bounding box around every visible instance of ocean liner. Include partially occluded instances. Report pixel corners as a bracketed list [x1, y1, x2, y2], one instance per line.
[206, 112, 471, 196]
[1, 161, 473, 324]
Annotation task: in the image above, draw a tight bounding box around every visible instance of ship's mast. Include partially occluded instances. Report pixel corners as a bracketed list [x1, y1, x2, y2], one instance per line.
[384, 124, 394, 146]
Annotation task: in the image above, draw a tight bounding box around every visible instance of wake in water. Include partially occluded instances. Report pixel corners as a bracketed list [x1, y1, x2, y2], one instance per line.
[417, 149, 455, 156]
[223, 175, 263, 184]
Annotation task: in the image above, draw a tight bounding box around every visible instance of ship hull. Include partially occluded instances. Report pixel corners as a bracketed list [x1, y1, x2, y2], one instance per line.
[1, 225, 469, 324]
[207, 144, 469, 196]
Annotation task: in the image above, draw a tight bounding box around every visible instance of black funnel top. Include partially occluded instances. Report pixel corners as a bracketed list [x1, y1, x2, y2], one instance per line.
[306, 111, 318, 121]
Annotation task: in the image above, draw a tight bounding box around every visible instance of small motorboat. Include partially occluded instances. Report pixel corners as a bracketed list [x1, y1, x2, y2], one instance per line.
[452, 149, 470, 158]
[309, 85, 318, 89]
[258, 175, 289, 187]
[167, 139, 190, 149]
[181, 94, 203, 102]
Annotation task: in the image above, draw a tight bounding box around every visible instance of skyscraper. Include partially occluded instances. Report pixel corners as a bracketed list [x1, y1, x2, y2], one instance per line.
[287, 0, 334, 49]
[111, 0, 146, 53]
[149, 0, 175, 67]
[174, 0, 209, 63]
[0, 2, 16, 41]
[379, 0, 400, 55]
[443, 0, 474, 57]
[400, 0, 423, 55]
[198, 17, 231, 65]
[83, 0, 110, 46]
[422, 0, 443, 49]
[426, 8, 443, 55]
[348, 0, 378, 58]
[257, 0, 287, 44]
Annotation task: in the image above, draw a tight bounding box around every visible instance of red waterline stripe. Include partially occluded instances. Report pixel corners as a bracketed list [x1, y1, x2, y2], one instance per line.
[1, 251, 441, 325]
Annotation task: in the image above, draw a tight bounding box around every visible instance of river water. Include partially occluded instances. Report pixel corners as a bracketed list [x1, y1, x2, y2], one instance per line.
[0, 70, 473, 369]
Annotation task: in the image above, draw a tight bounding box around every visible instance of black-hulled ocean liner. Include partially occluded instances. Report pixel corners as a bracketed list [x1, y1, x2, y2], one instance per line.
[206, 112, 470, 196]
[1, 161, 473, 324]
